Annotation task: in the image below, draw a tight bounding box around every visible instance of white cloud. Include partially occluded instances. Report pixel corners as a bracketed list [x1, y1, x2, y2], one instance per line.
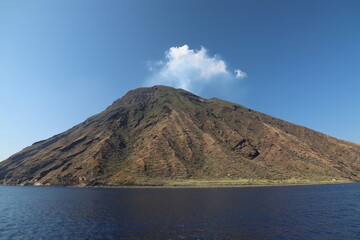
[235, 69, 247, 79]
[145, 45, 247, 93]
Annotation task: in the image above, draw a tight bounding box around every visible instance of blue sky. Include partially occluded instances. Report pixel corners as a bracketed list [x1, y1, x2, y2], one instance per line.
[0, 0, 359, 161]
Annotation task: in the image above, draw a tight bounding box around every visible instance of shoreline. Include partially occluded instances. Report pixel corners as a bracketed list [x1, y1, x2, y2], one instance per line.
[90, 180, 356, 189]
[0, 180, 356, 189]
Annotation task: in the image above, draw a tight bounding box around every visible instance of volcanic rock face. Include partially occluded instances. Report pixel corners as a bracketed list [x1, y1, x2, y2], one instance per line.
[0, 85, 359, 186]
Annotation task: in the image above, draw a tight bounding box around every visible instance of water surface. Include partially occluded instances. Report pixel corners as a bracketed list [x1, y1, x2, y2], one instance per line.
[0, 183, 359, 239]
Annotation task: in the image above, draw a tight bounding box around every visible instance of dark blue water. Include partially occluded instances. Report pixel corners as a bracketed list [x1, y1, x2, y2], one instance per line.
[0, 183, 359, 239]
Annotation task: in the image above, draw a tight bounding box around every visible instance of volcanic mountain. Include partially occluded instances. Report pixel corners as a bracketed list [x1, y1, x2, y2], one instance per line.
[1, 86, 359, 186]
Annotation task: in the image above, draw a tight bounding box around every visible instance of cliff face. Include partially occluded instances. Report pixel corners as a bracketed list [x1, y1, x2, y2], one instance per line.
[1, 85, 359, 186]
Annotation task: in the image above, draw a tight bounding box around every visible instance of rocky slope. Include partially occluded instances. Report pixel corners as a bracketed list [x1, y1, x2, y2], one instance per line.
[0, 85, 359, 186]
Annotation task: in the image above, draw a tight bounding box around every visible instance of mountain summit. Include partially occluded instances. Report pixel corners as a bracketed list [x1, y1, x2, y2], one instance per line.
[1, 85, 359, 186]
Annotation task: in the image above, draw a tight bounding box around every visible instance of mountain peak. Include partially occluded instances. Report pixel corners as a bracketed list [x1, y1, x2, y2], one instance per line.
[112, 85, 203, 107]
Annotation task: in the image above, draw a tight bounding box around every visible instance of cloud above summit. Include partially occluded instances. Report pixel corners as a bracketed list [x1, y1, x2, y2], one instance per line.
[146, 45, 247, 93]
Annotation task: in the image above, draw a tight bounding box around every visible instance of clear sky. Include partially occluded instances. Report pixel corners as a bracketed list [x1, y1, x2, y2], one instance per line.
[1, 0, 359, 161]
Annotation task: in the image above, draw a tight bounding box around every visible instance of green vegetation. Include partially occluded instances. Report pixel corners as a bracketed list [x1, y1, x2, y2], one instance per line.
[109, 176, 353, 187]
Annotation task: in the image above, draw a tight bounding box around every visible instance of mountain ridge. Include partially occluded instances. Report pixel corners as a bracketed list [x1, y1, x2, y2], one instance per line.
[1, 85, 359, 186]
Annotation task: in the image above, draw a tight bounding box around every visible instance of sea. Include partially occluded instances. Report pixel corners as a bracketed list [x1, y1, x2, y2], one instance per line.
[0, 183, 359, 239]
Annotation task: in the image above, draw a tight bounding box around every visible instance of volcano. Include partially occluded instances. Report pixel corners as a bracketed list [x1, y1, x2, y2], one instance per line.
[1, 85, 359, 186]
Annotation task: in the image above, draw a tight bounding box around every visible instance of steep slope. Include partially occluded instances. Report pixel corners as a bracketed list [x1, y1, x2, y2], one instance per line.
[1, 85, 359, 186]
